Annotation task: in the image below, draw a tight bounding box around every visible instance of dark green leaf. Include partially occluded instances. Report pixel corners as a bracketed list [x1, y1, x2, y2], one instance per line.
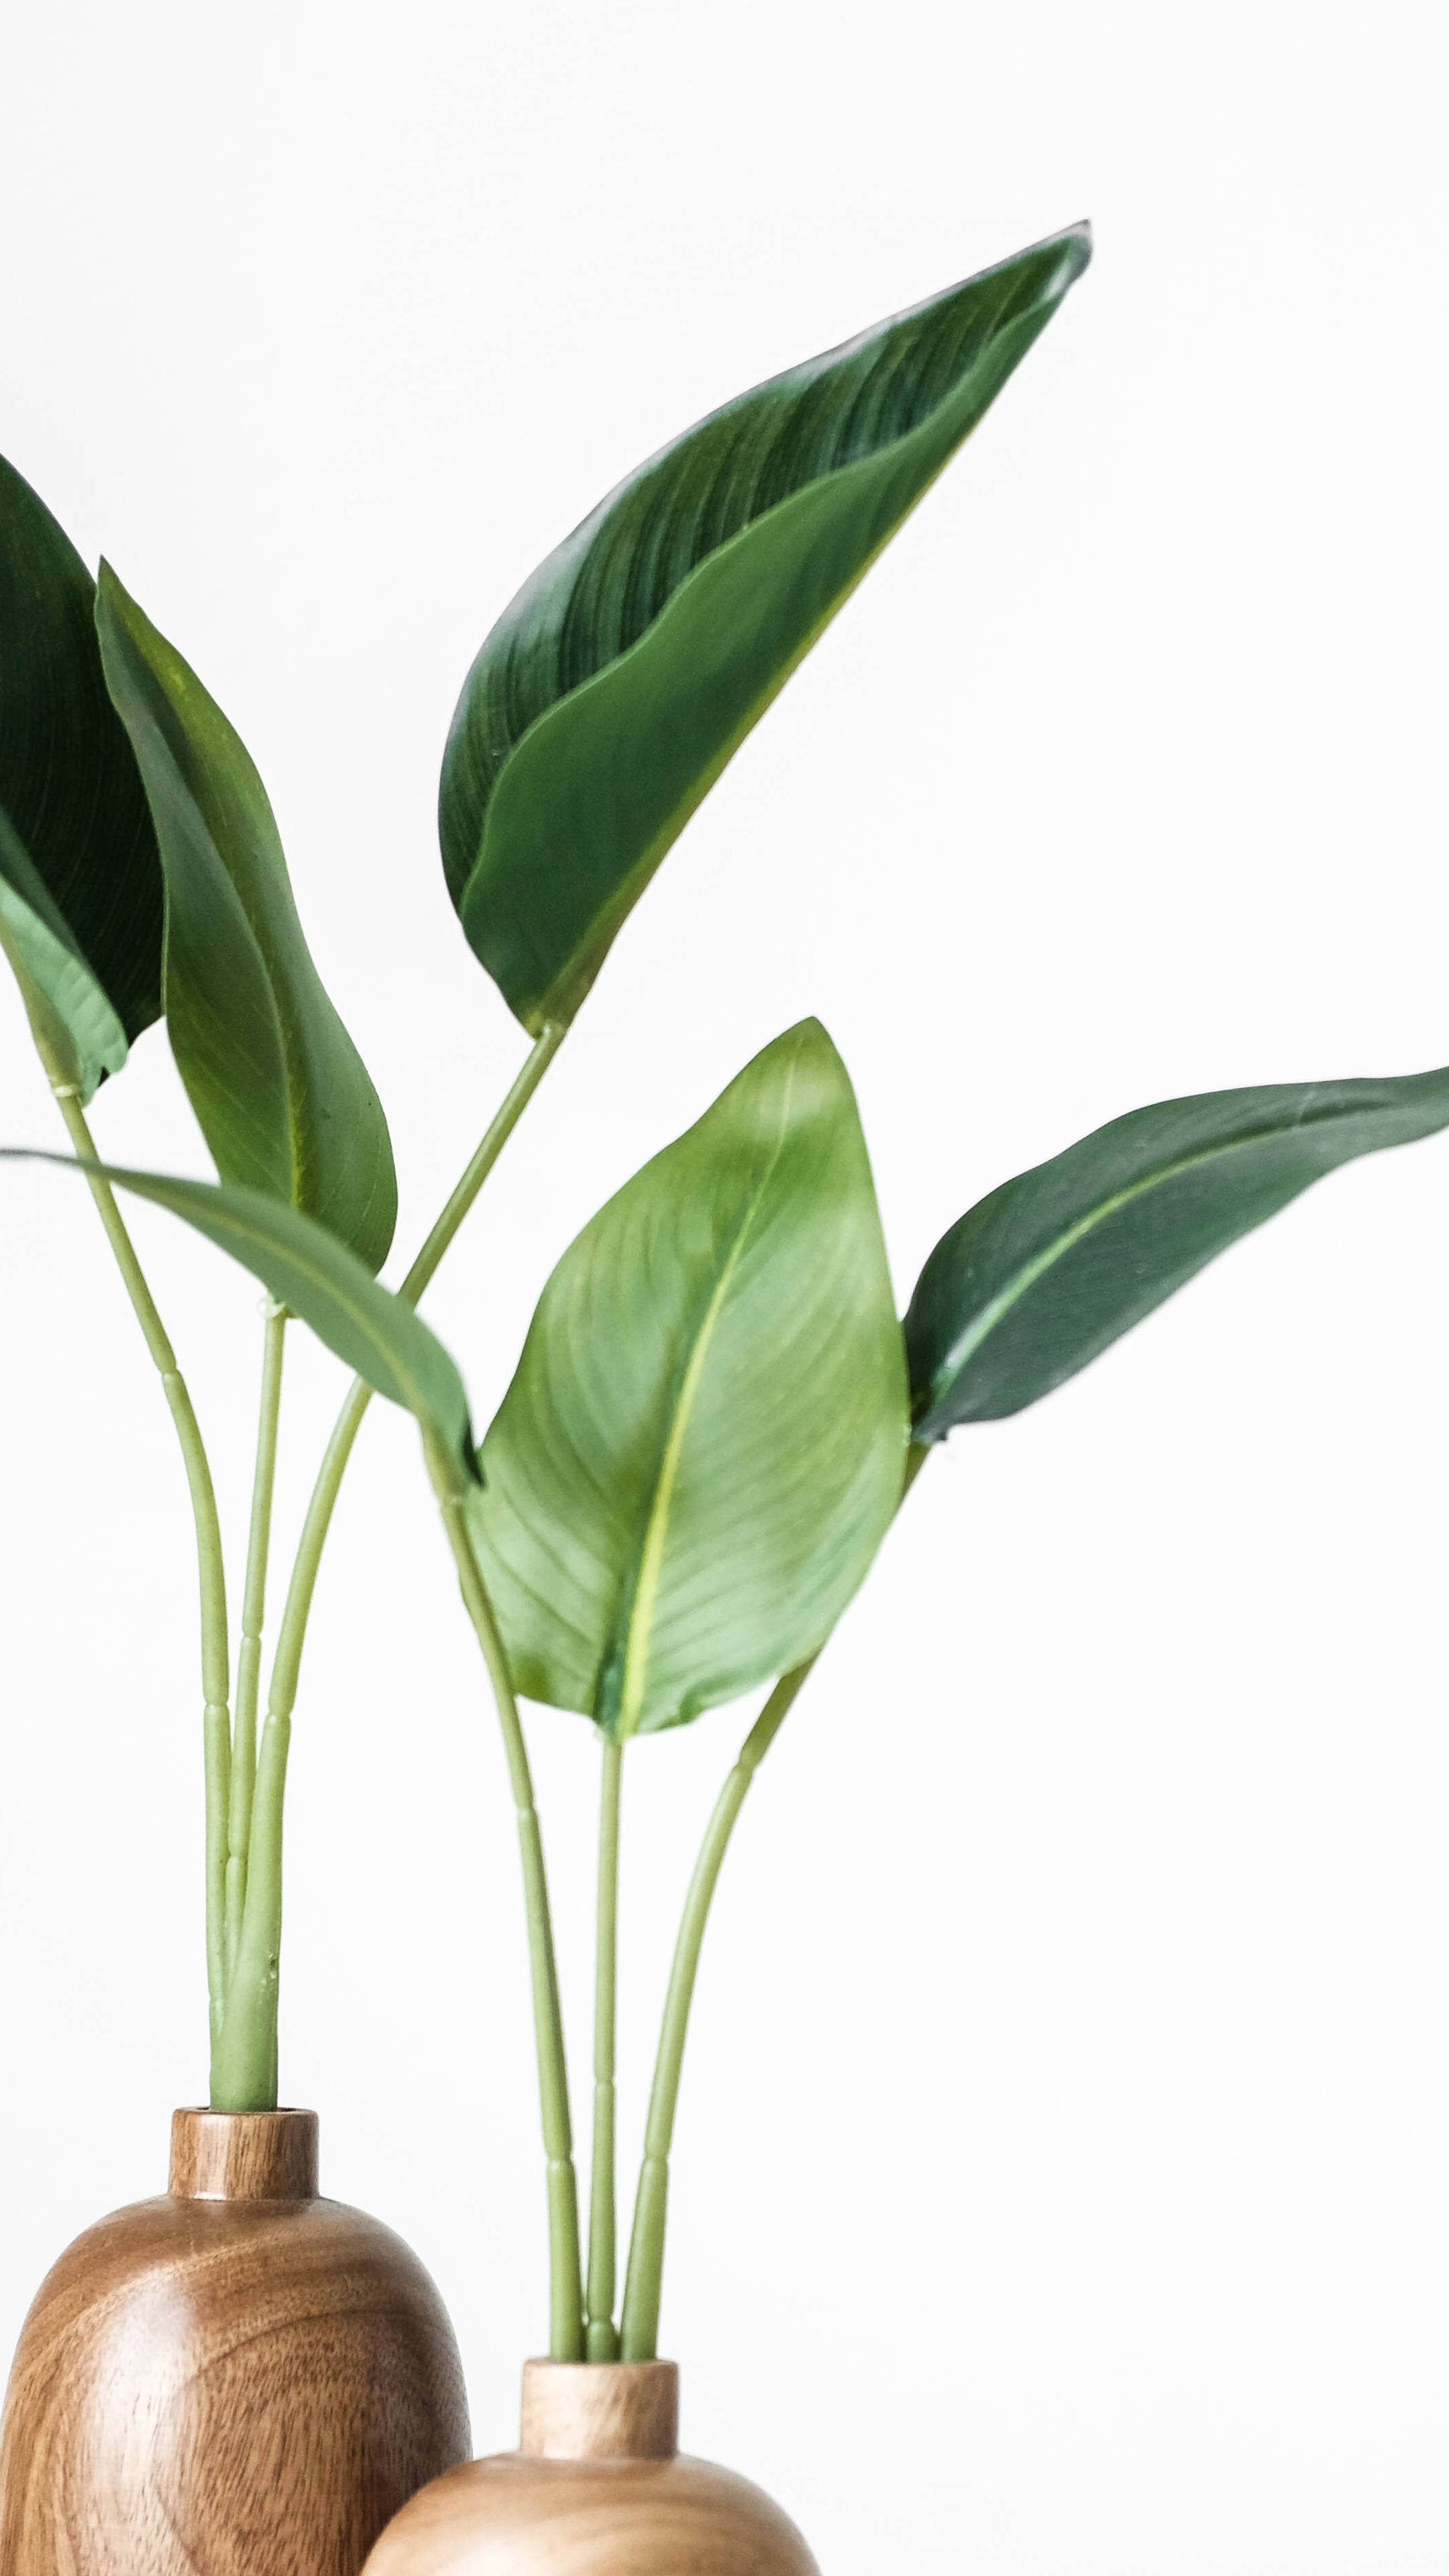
[441, 225, 1091, 1033]
[469, 1020, 909, 1736]
[95, 565, 397, 1271]
[0, 456, 163, 1095]
[1, 1148, 476, 1487]
[906, 1067, 1449, 1435]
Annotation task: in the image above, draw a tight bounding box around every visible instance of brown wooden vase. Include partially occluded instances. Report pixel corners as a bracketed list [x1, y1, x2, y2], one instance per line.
[0, 2108, 470, 2575]
[360, 2357, 820, 2575]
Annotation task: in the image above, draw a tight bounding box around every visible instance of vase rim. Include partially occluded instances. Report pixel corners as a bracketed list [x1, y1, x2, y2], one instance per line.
[169, 2106, 320, 2202]
[519, 2356, 680, 2463]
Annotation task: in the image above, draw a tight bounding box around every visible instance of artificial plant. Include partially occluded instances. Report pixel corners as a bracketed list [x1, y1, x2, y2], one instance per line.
[6, 222, 1448, 2365]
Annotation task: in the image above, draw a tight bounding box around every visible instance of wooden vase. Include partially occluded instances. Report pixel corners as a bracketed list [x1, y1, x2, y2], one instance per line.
[360, 2357, 820, 2575]
[0, 2107, 470, 2575]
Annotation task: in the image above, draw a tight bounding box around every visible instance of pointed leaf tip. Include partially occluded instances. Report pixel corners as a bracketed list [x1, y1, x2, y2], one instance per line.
[906, 1064, 1449, 1436]
[441, 227, 1091, 1032]
[95, 565, 398, 1270]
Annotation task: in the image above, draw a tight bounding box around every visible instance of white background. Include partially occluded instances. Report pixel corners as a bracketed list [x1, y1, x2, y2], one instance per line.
[1, 5, 1447, 2570]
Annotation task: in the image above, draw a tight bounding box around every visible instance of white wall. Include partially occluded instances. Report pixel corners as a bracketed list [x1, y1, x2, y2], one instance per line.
[2, 4, 1447, 2569]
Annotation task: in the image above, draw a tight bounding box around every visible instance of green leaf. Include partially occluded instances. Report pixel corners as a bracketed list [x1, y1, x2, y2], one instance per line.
[0, 455, 164, 1097]
[905, 1067, 1449, 1436]
[95, 565, 398, 1271]
[1, 1148, 476, 1489]
[468, 1020, 909, 1739]
[0, 807, 129, 1101]
[441, 225, 1091, 1033]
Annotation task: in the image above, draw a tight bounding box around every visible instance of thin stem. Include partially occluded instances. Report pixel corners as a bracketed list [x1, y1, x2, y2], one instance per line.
[398, 1022, 569, 1308]
[225, 1303, 288, 1990]
[618, 1663, 812, 2361]
[47, 1079, 232, 2049]
[619, 1438, 932, 2361]
[586, 1735, 625, 2359]
[263, 1020, 567, 1739]
[219, 1024, 567, 2110]
[429, 1448, 584, 2361]
[214, 1024, 567, 2106]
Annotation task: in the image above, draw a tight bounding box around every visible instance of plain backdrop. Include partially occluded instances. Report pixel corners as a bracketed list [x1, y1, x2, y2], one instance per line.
[1, 5, 1447, 2571]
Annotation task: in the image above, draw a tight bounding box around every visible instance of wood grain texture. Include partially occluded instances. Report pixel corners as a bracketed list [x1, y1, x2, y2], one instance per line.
[168, 2105, 319, 2200]
[520, 2359, 679, 2461]
[0, 2110, 470, 2575]
[362, 2360, 820, 2575]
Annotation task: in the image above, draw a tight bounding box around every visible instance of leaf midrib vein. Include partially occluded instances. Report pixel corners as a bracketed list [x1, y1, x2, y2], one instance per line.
[937, 1107, 1352, 1397]
[614, 1059, 799, 1734]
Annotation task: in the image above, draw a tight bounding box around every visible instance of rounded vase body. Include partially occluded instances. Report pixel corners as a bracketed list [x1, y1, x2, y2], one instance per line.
[0, 2108, 470, 2576]
[362, 2359, 819, 2576]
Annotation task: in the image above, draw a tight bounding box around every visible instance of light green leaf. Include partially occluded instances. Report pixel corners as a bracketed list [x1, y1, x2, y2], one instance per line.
[906, 1066, 1449, 1435]
[1, 1148, 477, 1489]
[469, 1020, 909, 1738]
[0, 455, 164, 1097]
[95, 565, 398, 1271]
[441, 225, 1091, 1033]
[0, 806, 128, 1100]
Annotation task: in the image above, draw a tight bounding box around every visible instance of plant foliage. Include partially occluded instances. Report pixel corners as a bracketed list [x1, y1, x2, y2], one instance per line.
[441, 226, 1091, 1032]
[97, 566, 397, 1270]
[0, 458, 163, 1099]
[906, 1069, 1449, 1435]
[4, 1149, 476, 1487]
[469, 1020, 908, 1735]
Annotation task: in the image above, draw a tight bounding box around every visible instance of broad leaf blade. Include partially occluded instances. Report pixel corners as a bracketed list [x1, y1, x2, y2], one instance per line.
[0, 456, 164, 1091]
[470, 1019, 908, 1736]
[442, 225, 1091, 1032]
[95, 566, 398, 1271]
[2, 1148, 476, 1485]
[906, 1068, 1449, 1435]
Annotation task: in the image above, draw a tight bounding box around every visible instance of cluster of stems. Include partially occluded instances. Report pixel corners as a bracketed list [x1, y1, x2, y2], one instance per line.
[48, 1008, 926, 2359]
[42, 1049, 292, 2108]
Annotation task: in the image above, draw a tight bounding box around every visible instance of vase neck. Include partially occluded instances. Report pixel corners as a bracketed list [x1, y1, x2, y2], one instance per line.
[519, 2359, 679, 2462]
[168, 2108, 319, 2202]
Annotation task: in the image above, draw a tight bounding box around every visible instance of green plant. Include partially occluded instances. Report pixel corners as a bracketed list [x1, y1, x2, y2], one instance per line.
[6, 223, 1447, 2360]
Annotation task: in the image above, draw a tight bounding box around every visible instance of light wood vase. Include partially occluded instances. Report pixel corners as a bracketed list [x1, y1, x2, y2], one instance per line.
[0, 2107, 470, 2575]
[360, 2357, 820, 2575]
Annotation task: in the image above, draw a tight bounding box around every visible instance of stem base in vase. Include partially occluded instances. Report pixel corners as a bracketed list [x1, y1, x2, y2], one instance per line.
[362, 2359, 819, 2575]
[0, 2109, 470, 2575]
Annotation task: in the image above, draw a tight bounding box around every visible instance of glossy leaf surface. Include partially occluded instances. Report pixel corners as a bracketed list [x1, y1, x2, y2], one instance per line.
[470, 1020, 908, 1736]
[3, 1149, 476, 1487]
[96, 566, 397, 1270]
[906, 1067, 1449, 1435]
[0, 457, 163, 1095]
[442, 225, 1091, 1032]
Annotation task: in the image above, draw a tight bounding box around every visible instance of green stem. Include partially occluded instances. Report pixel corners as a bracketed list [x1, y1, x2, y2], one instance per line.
[586, 1735, 624, 2359]
[225, 1303, 288, 1992]
[399, 1022, 569, 1307]
[213, 1024, 568, 2112]
[263, 1020, 567, 1740]
[619, 1439, 932, 2361]
[47, 1079, 232, 2051]
[429, 1450, 584, 2361]
[618, 1663, 810, 2361]
[211, 1703, 290, 2110]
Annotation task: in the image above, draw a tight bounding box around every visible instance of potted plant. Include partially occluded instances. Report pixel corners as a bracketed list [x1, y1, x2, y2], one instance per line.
[0, 453, 470, 2571]
[5, 221, 1446, 2574]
